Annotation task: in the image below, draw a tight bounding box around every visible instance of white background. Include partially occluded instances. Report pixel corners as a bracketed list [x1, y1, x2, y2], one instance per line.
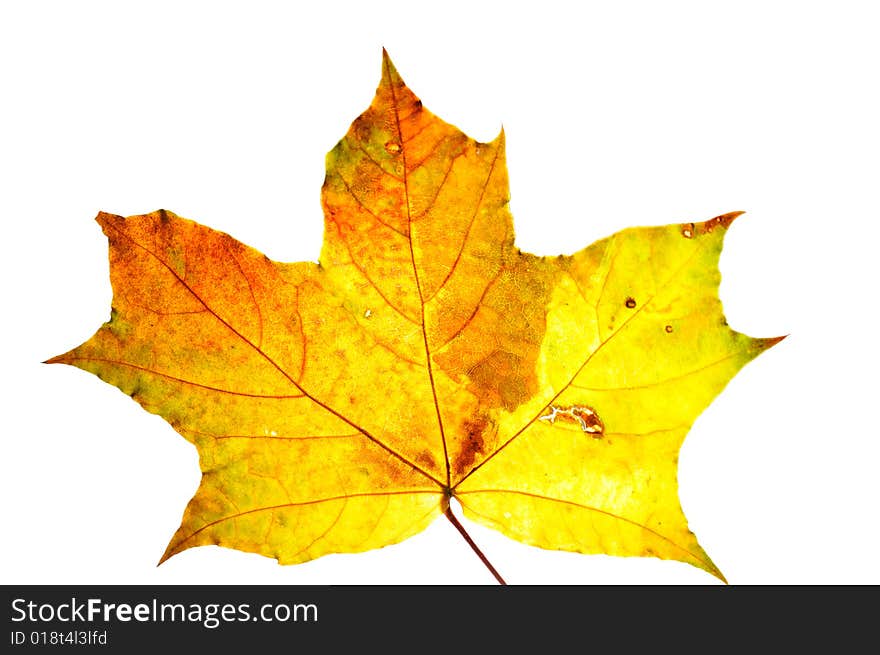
[2, 1, 878, 585]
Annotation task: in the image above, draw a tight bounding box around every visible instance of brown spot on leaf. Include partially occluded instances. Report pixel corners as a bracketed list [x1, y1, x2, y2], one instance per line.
[452, 415, 493, 477]
[684, 211, 745, 238]
[416, 448, 437, 471]
[433, 258, 549, 416]
[539, 404, 605, 438]
[700, 211, 743, 233]
[351, 113, 373, 143]
[625, 297, 636, 309]
[665, 324, 673, 333]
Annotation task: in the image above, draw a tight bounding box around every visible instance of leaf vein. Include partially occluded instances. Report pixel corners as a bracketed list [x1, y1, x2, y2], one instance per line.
[334, 171, 409, 238]
[100, 218, 444, 487]
[357, 143, 404, 182]
[427, 145, 501, 302]
[571, 350, 748, 392]
[167, 490, 440, 555]
[387, 56, 452, 486]
[456, 239, 708, 485]
[456, 488, 718, 573]
[53, 357, 305, 399]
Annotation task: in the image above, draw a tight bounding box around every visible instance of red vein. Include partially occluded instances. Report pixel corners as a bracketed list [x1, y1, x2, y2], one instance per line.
[427, 146, 501, 303]
[289, 495, 349, 561]
[182, 426, 366, 442]
[51, 357, 305, 399]
[335, 222, 421, 326]
[413, 148, 463, 223]
[561, 269, 601, 343]
[455, 488, 719, 575]
[357, 143, 404, 182]
[571, 350, 748, 392]
[214, 433, 362, 441]
[224, 241, 264, 349]
[436, 264, 505, 350]
[372, 338, 423, 368]
[335, 171, 409, 238]
[163, 489, 441, 560]
[100, 219, 444, 487]
[593, 240, 621, 323]
[405, 135, 447, 173]
[400, 119, 431, 145]
[293, 286, 307, 381]
[355, 493, 390, 549]
[396, 104, 424, 125]
[386, 57, 451, 487]
[604, 426, 690, 438]
[123, 298, 207, 316]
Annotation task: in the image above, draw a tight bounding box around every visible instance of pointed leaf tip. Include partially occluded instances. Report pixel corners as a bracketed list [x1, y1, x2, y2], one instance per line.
[708, 210, 745, 231]
[718, 210, 745, 227]
[381, 48, 401, 84]
[95, 211, 116, 224]
[759, 334, 788, 349]
[687, 210, 745, 238]
[157, 546, 173, 566]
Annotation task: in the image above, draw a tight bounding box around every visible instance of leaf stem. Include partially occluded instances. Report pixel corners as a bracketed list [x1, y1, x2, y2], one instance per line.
[444, 506, 507, 585]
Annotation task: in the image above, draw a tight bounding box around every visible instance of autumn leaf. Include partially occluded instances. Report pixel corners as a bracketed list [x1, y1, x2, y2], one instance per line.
[48, 50, 782, 583]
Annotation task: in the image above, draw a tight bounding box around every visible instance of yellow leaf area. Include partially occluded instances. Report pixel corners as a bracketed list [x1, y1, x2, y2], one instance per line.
[49, 52, 781, 582]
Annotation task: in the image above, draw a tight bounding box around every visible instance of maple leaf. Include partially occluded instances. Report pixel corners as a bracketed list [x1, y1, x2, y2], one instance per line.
[48, 50, 782, 583]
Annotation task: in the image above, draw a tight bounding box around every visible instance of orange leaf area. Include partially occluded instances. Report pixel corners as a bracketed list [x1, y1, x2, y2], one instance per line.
[49, 51, 782, 581]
